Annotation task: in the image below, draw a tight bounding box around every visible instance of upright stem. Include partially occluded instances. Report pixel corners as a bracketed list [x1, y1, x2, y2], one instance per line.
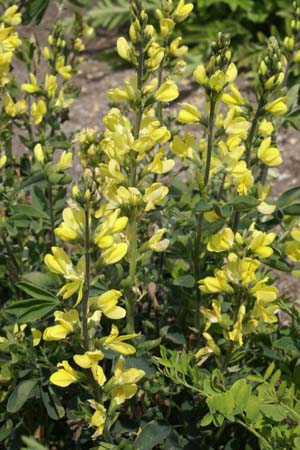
[82, 208, 90, 351]
[48, 185, 56, 246]
[126, 36, 144, 333]
[204, 97, 217, 186]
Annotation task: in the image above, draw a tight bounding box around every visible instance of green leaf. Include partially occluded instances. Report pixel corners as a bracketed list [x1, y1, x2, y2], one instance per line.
[263, 256, 292, 272]
[286, 84, 300, 109]
[277, 186, 300, 208]
[134, 420, 171, 450]
[173, 274, 195, 288]
[125, 356, 156, 377]
[285, 108, 300, 130]
[5, 297, 59, 323]
[260, 404, 287, 422]
[200, 412, 213, 426]
[22, 272, 57, 290]
[231, 195, 260, 211]
[10, 204, 49, 220]
[7, 379, 39, 413]
[16, 282, 57, 300]
[283, 203, 300, 215]
[40, 386, 65, 420]
[21, 436, 49, 450]
[230, 379, 252, 414]
[22, 0, 50, 24]
[207, 392, 235, 417]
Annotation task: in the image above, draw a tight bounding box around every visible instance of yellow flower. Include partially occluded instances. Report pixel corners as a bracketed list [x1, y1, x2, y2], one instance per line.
[209, 70, 227, 92]
[50, 360, 79, 387]
[55, 207, 85, 241]
[31, 328, 42, 346]
[174, 0, 194, 22]
[143, 183, 169, 211]
[43, 309, 79, 341]
[170, 37, 188, 57]
[55, 55, 72, 79]
[109, 356, 145, 405]
[248, 229, 276, 258]
[21, 73, 39, 93]
[90, 290, 126, 319]
[101, 324, 138, 355]
[33, 143, 45, 163]
[148, 228, 169, 252]
[31, 99, 47, 125]
[147, 43, 165, 72]
[178, 103, 201, 124]
[101, 242, 128, 265]
[154, 81, 179, 102]
[55, 151, 73, 172]
[1, 5, 22, 25]
[116, 36, 131, 61]
[3, 92, 26, 117]
[221, 84, 244, 107]
[195, 332, 220, 359]
[258, 119, 274, 137]
[200, 299, 222, 325]
[286, 241, 300, 261]
[225, 63, 238, 83]
[146, 147, 174, 174]
[44, 247, 85, 306]
[88, 400, 107, 439]
[74, 350, 104, 369]
[160, 18, 175, 38]
[91, 364, 107, 386]
[207, 227, 234, 253]
[194, 64, 207, 85]
[0, 155, 7, 169]
[265, 97, 287, 116]
[199, 270, 233, 294]
[228, 304, 246, 346]
[257, 137, 282, 166]
[45, 74, 57, 98]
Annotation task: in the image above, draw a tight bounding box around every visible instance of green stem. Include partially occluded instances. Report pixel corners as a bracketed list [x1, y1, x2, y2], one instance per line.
[204, 97, 217, 186]
[82, 208, 90, 351]
[0, 228, 21, 274]
[48, 185, 56, 246]
[245, 94, 265, 168]
[126, 35, 145, 333]
[193, 213, 203, 329]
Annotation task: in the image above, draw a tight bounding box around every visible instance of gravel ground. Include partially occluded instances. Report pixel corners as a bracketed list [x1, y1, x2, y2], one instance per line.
[15, 4, 300, 298]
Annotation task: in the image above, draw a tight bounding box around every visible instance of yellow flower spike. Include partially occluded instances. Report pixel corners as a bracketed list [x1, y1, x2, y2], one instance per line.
[101, 242, 128, 265]
[143, 183, 169, 212]
[195, 332, 220, 359]
[258, 119, 274, 137]
[55, 151, 73, 172]
[249, 230, 276, 258]
[1, 5, 22, 25]
[257, 137, 282, 167]
[21, 72, 39, 93]
[50, 360, 79, 387]
[160, 18, 175, 38]
[55, 207, 85, 242]
[33, 143, 45, 164]
[221, 84, 244, 107]
[55, 55, 72, 79]
[147, 44, 165, 72]
[207, 227, 234, 253]
[45, 74, 57, 98]
[174, 0, 194, 22]
[178, 102, 202, 124]
[154, 81, 179, 102]
[224, 115, 251, 139]
[91, 290, 126, 320]
[108, 87, 129, 102]
[88, 400, 107, 439]
[0, 155, 7, 169]
[31, 328, 42, 346]
[193, 64, 207, 85]
[228, 304, 246, 346]
[116, 186, 143, 206]
[91, 363, 106, 386]
[102, 324, 138, 355]
[31, 99, 47, 125]
[170, 37, 188, 57]
[148, 228, 170, 252]
[230, 161, 254, 195]
[265, 96, 287, 116]
[116, 36, 131, 62]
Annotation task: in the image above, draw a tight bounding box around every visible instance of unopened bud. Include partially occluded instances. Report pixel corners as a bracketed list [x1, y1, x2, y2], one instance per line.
[33, 143, 45, 163]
